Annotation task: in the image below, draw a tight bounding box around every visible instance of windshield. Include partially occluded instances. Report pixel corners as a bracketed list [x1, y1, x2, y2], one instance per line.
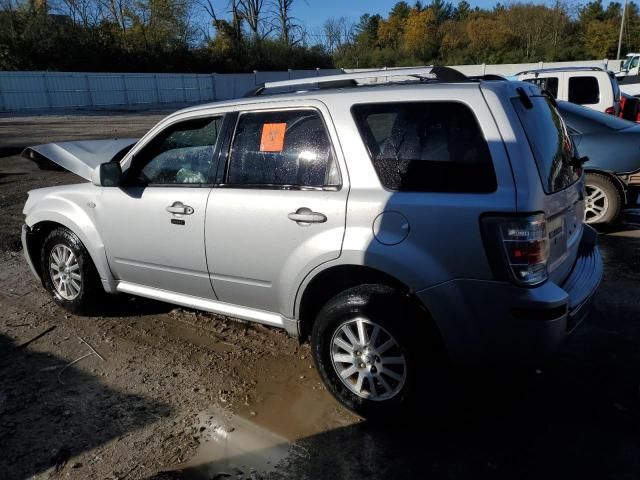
[557, 101, 634, 133]
[511, 95, 580, 194]
[623, 55, 639, 70]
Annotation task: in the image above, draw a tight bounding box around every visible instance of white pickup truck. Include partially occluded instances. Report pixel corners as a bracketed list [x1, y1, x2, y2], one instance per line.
[516, 67, 621, 115]
[616, 53, 640, 96]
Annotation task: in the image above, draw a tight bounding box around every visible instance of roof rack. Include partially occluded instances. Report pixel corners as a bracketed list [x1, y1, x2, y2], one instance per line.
[244, 66, 470, 97]
[515, 66, 606, 76]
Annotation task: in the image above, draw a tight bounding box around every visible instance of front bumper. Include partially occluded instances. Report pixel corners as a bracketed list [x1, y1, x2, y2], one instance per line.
[416, 225, 603, 366]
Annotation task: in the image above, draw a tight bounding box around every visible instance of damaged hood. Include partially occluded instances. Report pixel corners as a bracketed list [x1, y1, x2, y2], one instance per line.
[22, 138, 138, 180]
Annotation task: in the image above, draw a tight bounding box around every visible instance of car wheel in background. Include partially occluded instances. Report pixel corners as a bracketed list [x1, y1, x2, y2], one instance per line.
[41, 227, 103, 315]
[584, 173, 622, 225]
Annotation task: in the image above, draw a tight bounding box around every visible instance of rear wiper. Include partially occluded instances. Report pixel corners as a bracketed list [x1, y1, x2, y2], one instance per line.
[568, 155, 589, 168]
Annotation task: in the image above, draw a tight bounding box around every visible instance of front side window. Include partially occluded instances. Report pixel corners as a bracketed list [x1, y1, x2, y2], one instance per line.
[352, 102, 496, 193]
[524, 77, 559, 98]
[226, 109, 340, 188]
[568, 76, 600, 105]
[127, 116, 223, 186]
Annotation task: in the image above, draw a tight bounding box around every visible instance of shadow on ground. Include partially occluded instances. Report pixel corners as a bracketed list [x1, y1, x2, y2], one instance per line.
[0, 333, 173, 478]
[146, 227, 640, 480]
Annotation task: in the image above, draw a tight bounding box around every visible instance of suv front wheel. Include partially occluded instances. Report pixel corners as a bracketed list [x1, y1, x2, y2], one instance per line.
[311, 284, 441, 419]
[41, 227, 102, 315]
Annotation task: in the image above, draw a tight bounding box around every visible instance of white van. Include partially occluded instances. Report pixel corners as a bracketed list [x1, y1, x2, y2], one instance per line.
[516, 67, 621, 115]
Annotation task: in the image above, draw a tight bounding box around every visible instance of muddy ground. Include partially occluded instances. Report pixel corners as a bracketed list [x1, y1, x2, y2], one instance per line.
[1, 111, 640, 480]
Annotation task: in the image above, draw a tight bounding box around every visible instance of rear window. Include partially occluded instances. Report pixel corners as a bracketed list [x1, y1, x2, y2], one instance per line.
[351, 102, 496, 193]
[568, 76, 600, 105]
[511, 95, 580, 194]
[524, 77, 559, 98]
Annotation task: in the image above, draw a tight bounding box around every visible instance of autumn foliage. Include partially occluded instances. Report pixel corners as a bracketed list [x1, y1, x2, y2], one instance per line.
[0, 0, 638, 72]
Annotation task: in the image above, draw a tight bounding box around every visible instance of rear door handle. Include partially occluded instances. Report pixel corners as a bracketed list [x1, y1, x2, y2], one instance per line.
[288, 207, 327, 224]
[166, 201, 194, 215]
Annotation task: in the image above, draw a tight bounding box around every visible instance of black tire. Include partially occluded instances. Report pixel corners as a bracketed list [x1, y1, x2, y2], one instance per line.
[584, 172, 622, 225]
[310, 284, 444, 419]
[41, 227, 103, 315]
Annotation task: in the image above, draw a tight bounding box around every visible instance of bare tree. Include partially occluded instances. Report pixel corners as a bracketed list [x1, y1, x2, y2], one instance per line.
[194, 0, 219, 39]
[238, 0, 266, 39]
[272, 0, 298, 45]
[323, 16, 354, 53]
[54, 0, 103, 26]
[100, 0, 129, 33]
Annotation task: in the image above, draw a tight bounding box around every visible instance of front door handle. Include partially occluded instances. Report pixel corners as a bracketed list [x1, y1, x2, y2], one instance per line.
[166, 201, 194, 215]
[288, 207, 327, 224]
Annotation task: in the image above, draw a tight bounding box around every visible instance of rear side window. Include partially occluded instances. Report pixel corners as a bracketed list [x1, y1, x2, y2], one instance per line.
[568, 76, 600, 105]
[524, 77, 559, 98]
[511, 95, 579, 194]
[351, 102, 496, 193]
[226, 110, 340, 188]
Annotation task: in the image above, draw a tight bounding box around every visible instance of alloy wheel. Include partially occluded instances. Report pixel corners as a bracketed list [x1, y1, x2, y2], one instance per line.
[330, 317, 407, 401]
[49, 244, 82, 300]
[585, 184, 609, 224]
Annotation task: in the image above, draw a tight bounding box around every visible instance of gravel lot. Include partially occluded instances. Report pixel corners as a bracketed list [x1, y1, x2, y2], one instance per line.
[1, 111, 639, 480]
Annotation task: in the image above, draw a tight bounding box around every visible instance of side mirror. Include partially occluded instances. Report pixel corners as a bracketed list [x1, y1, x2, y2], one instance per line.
[92, 162, 122, 187]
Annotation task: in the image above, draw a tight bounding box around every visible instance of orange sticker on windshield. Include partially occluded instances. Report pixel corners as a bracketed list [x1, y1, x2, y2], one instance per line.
[260, 123, 286, 152]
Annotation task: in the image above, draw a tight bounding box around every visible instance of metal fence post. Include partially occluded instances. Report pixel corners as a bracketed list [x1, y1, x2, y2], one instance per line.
[0, 74, 6, 112]
[180, 75, 186, 102]
[43, 73, 53, 108]
[153, 74, 161, 104]
[482, 63, 486, 75]
[211, 73, 216, 101]
[121, 75, 129, 105]
[288, 68, 292, 80]
[85, 73, 94, 107]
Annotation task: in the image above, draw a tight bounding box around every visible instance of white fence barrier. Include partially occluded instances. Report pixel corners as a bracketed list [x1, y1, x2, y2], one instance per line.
[450, 58, 622, 77]
[0, 59, 623, 112]
[0, 69, 341, 112]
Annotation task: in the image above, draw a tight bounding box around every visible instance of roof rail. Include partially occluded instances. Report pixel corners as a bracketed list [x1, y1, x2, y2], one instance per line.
[515, 66, 606, 76]
[245, 66, 470, 97]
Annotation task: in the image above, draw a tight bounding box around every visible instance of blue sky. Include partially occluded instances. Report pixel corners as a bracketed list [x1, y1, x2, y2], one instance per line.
[294, 0, 500, 31]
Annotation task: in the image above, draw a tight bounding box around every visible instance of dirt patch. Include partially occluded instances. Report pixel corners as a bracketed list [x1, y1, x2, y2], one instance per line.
[0, 252, 354, 479]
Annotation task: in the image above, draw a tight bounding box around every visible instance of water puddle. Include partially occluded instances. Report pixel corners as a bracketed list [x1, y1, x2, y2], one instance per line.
[171, 354, 359, 478]
[176, 408, 296, 479]
[234, 354, 359, 440]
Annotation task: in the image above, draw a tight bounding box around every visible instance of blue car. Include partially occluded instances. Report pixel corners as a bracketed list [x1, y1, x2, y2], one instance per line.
[557, 101, 640, 224]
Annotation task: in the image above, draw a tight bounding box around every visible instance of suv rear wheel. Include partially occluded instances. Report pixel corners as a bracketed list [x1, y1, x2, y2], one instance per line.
[584, 172, 621, 225]
[311, 284, 442, 419]
[41, 227, 102, 315]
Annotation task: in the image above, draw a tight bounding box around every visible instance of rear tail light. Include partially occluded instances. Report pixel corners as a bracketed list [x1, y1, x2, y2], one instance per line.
[481, 213, 549, 286]
[605, 106, 616, 115]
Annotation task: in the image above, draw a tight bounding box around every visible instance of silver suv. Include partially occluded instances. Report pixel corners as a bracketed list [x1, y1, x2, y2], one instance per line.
[21, 67, 603, 418]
